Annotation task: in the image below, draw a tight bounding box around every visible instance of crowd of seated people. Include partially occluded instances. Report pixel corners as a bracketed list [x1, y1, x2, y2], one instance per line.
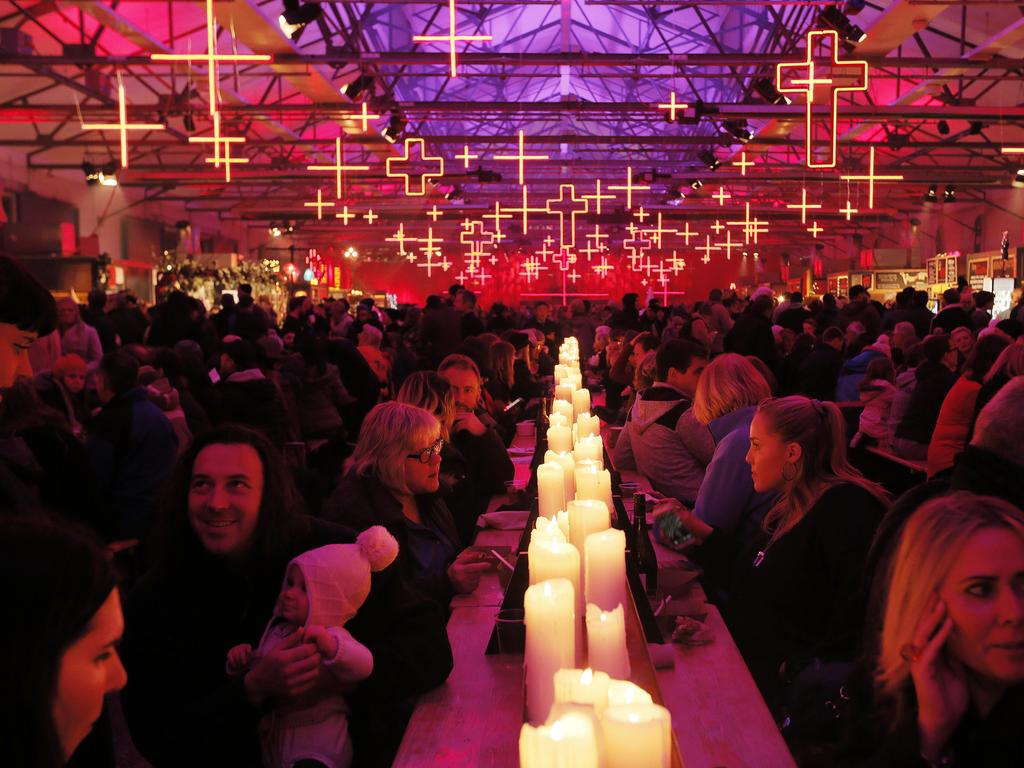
[4, 250, 1024, 768]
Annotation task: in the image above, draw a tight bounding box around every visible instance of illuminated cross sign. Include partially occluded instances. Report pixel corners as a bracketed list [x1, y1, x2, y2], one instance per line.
[841, 199, 859, 221]
[697, 235, 719, 264]
[494, 130, 550, 185]
[551, 247, 577, 272]
[203, 139, 248, 182]
[455, 144, 478, 169]
[335, 206, 356, 225]
[386, 138, 445, 196]
[427, 205, 444, 222]
[386, 222, 414, 257]
[786, 187, 822, 224]
[151, 0, 271, 115]
[304, 188, 335, 220]
[412, 0, 494, 78]
[716, 229, 741, 260]
[608, 166, 651, 210]
[307, 137, 370, 200]
[643, 212, 678, 249]
[656, 92, 689, 122]
[839, 146, 903, 209]
[189, 111, 245, 178]
[593, 256, 613, 278]
[459, 220, 495, 258]
[545, 184, 589, 250]
[712, 187, 732, 206]
[733, 151, 755, 176]
[776, 29, 869, 169]
[80, 75, 165, 168]
[482, 200, 512, 237]
[342, 102, 382, 133]
[677, 221, 699, 246]
[583, 179, 616, 215]
[506, 185, 548, 234]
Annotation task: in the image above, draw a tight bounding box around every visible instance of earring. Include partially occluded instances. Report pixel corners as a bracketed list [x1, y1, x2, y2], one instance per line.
[782, 461, 798, 482]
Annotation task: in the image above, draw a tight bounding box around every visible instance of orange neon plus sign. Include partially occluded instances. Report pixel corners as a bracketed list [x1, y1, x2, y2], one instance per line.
[608, 166, 651, 210]
[506, 185, 548, 234]
[151, 0, 271, 115]
[656, 92, 689, 122]
[455, 144, 479, 169]
[727, 202, 757, 245]
[582, 179, 616, 215]
[189, 111, 244, 172]
[482, 200, 511, 234]
[732, 151, 755, 176]
[593, 256, 613, 278]
[307, 137, 370, 199]
[363, 209, 379, 224]
[710, 219, 726, 235]
[80, 76, 165, 168]
[342, 102, 382, 133]
[644, 213, 677, 249]
[841, 199, 859, 221]
[712, 187, 732, 206]
[412, 0, 493, 78]
[335, 205, 356, 225]
[304, 189, 335, 220]
[386, 138, 445, 196]
[697, 235, 719, 264]
[807, 221, 823, 238]
[716, 229, 740, 260]
[786, 187, 823, 224]
[427, 205, 444, 222]
[386, 222, 413, 256]
[545, 185, 589, 250]
[202, 140, 248, 182]
[839, 147, 903, 209]
[634, 206, 651, 223]
[677, 221, 698, 246]
[776, 29, 868, 169]
[494, 130, 550, 185]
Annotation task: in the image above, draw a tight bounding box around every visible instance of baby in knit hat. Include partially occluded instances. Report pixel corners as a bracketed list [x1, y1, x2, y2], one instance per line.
[226, 526, 399, 768]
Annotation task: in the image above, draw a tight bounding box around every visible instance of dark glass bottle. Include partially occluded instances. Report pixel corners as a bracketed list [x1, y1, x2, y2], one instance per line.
[633, 492, 658, 596]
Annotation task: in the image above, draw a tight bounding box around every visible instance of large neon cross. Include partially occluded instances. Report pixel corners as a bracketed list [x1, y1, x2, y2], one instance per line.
[506, 185, 547, 234]
[412, 0, 493, 78]
[151, 0, 271, 115]
[608, 166, 651, 210]
[656, 92, 689, 122]
[494, 130, 550, 185]
[80, 76, 165, 167]
[582, 179, 616, 215]
[643, 212, 677, 249]
[386, 137, 445, 196]
[733, 151, 755, 176]
[545, 184, 589, 250]
[678, 221, 699, 246]
[716, 229, 741, 260]
[482, 200, 511, 236]
[342, 102, 381, 133]
[304, 189, 334, 220]
[839, 147, 904, 209]
[188, 111, 244, 174]
[203, 140, 248, 182]
[386, 222, 414, 257]
[697, 235, 719, 264]
[459, 220, 494, 258]
[786, 187, 823, 224]
[776, 29, 868, 169]
[307, 137, 370, 199]
[551, 247, 577, 272]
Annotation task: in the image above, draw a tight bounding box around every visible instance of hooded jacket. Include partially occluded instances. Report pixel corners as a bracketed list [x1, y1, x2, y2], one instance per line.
[612, 383, 713, 504]
[894, 361, 957, 445]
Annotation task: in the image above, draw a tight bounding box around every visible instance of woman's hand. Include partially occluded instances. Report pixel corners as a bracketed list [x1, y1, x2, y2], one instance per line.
[448, 550, 491, 594]
[652, 498, 713, 544]
[243, 628, 322, 704]
[910, 597, 968, 764]
[452, 410, 487, 437]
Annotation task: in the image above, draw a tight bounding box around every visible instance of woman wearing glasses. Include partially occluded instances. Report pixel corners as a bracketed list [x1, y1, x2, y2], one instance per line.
[323, 402, 489, 611]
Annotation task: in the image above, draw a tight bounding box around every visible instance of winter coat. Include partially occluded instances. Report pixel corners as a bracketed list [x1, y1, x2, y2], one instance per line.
[724, 311, 779, 372]
[279, 357, 351, 439]
[837, 300, 881, 339]
[216, 369, 293, 447]
[321, 472, 460, 611]
[448, 418, 515, 546]
[894, 361, 957, 446]
[86, 387, 178, 540]
[60, 320, 104, 373]
[857, 380, 896, 443]
[612, 383, 713, 505]
[798, 345, 843, 402]
[887, 368, 917, 435]
[144, 376, 193, 454]
[121, 517, 452, 768]
[930, 305, 972, 334]
[926, 375, 980, 478]
[835, 349, 886, 402]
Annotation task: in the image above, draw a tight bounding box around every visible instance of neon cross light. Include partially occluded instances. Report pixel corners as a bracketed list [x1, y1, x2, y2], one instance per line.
[363, 209, 378, 224]
[335, 205, 356, 225]
[304, 189, 334, 220]
[677, 221, 698, 246]
[151, 0, 271, 115]
[716, 229, 741, 260]
[841, 199, 859, 221]
[412, 0, 493, 78]
[807, 221, 823, 238]
[712, 187, 732, 206]
[545, 185, 589, 250]
[776, 29, 868, 169]
[386, 137, 445, 196]
[427, 205, 444, 222]
[697, 235, 719, 264]
[386, 222, 414, 257]
[506, 185, 548, 234]
[643, 212, 678, 249]
[786, 187, 823, 224]
[80, 75, 165, 167]
[582, 179, 615, 215]
[839, 146, 904, 209]
[203, 139, 248, 182]
[342, 102, 381, 133]
[455, 144, 479, 169]
[482, 200, 511, 236]
[733, 151, 755, 176]
[656, 92, 689, 122]
[189, 111, 245, 179]
[307, 137, 370, 199]
[494, 130, 550, 185]
[608, 166, 651, 210]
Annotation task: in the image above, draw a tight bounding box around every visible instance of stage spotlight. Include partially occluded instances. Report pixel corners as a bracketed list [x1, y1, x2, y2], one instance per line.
[924, 184, 937, 203]
[83, 162, 100, 186]
[943, 185, 956, 203]
[968, 121, 984, 135]
[819, 6, 867, 44]
[445, 185, 464, 203]
[689, 179, 704, 191]
[278, 0, 322, 41]
[665, 187, 684, 206]
[936, 120, 949, 136]
[99, 161, 119, 187]
[845, 0, 867, 14]
[752, 77, 791, 106]
[723, 119, 752, 144]
[698, 150, 720, 171]
[382, 113, 406, 144]
[474, 167, 502, 183]
[1013, 169, 1024, 189]
[340, 74, 374, 102]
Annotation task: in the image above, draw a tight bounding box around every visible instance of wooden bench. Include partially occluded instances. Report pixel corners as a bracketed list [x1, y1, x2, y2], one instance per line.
[865, 445, 928, 475]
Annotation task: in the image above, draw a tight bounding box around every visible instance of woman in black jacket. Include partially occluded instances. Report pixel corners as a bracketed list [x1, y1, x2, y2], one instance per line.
[663, 395, 888, 711]
[321, 402, 490, 613]
[120, 425, 452, 768]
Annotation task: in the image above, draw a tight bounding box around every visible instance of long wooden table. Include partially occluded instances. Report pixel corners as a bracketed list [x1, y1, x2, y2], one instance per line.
[394, 430, 795, 768]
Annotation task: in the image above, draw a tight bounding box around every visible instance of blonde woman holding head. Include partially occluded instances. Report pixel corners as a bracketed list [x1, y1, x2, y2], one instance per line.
[322, 402, 488, 610]
[844, 493, 1024, 766]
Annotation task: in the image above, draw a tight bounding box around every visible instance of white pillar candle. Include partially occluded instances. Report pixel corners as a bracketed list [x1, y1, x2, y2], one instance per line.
[575, 462, 614, 515]
[544, 450, 576, 501]
[556, 509, 571, 541]
[565, 374, 583, 393]
[529, 539, 583, 660]
[586, 604, 630, 680]
[537, 461, 566, 520]
[576, 412, 601, 440]
[573, 434, 604, 469]
[571, 387, 592, 418]
[547, 424, 573, 454]
[567, 499, 611, 594]
[602, 703, 672, 768]
[584, 529, 627, 613]
[551, 399, 574, 424]
[555, 382, 575, 402]
[548, 411, 569, 429]
[532, 515, 567, 547]
[553, 667, 611, 712]
[606, 680, 653, 708]
[554, 364, 570, 384]
[524, 579, 577, 724]
[519, 711, 599, 768]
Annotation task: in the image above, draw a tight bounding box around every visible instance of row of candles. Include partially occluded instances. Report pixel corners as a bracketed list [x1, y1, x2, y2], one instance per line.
[519, 339, 672, 768]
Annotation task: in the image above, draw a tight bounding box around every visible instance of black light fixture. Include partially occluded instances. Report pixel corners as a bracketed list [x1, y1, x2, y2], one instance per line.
[943, 185, 956, 203]
[689, 179, 704, 191]
[845, 0, 867, 14]
[936, 120, 950, 136]
[698, 149, 720, 171]
[968, 121, 984, 135]
[83, 160, 118, 186]
[665, 187, 684, 206]
[924, 184, 937, 203]
[382, 112, 406, 144]
[473, 167, 502, 183]
[723, 119, 752, 144]
[82, 161, 100, 185]
[887, 130, 909, 149]
[819, 6, 867, 44]
[445, 185, 464, 204]
[278, 0, 322, 41]
[752, 77, 791, 106]
[340, 74, 374, 101]
[182, 112, 196, 133]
